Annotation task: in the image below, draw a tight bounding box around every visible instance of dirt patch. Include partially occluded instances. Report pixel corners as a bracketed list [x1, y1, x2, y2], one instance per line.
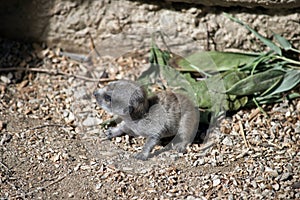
[0, 39, 299, 199]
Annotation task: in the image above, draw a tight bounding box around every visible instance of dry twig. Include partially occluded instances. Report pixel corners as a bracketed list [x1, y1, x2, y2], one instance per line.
[238, 121, 251, 148]
[0, 161, 9, 170]
[0, 67, 115, 82]
[88, 32, 101, 58]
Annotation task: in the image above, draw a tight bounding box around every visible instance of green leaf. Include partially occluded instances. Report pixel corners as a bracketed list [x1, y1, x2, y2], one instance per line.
[176, 51, 257, 73]
[138, 62, 160, 87]
[183, 73, 211, 108]
[160, 64, 198, 104]
[184, 73, 228, 114]
[224, 13, 282, 55]
[149, 42, 170, 67]
[222, 70, 247, 90]
[266, 70, 300, 96]
[252, 92, 300, 105]
[138, 42, 198, 104]
[227, 96, 248, 111]
[273, 32, 292, 51]
[168, 53, 212, 77]
[138, 42, 170, 86]
[226, 69, 285, 96]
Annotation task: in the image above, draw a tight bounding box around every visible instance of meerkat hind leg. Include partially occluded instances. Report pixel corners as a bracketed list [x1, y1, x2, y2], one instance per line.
[172, 113, 198, 153]
[135, 136, 160, 160]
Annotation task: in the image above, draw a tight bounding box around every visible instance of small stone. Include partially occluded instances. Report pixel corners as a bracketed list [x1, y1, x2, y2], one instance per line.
[82, 116, 102, 126]
[74, 163, 81, 171]
[50, 153, 61, 162]
[66, 112, 75, 123]
[63, 110, 69, 117]
[292, 182, 300, 189]
[203, 184, 210, 189]
[280, 172, 291, 181]
[186, 196, 201, 200]
[0, 75, 11, 84]
[95, 182, 102, 190]
[272, 183, 280, 190]
[251, 180, 257, 188]
[294, 123, 300, 134]
[212, 179, 221, 187]
[68, 193, 74, 198]
[17, 101, 24, 108]
[115, 137, 122, 143]
[265, 167, 278, 177]
[0, 121, 3, 132]
[187, 7, 198, 14]
[0, 133, 12, 145]
[80, 165, 91, 170]
[197, 158, 205, 165]
[285, 111, 291, 117]
[222, 137, 233, 146]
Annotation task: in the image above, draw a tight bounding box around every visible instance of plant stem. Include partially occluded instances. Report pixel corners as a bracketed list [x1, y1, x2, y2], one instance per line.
[291, 47, 300, 54]
[253, 98, 268, 118]
[274, 55, 300, 66]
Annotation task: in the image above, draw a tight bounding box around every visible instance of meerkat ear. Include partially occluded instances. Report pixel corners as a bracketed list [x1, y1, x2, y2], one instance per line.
[128, 106, 134, 114]
[123, 106, 134, 115]
[127, 88, 147, 120]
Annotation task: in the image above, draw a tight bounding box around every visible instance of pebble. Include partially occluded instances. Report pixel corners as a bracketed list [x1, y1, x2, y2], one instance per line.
[279, 172, 291, 181]
[115, 137, 122, 143]
[186, 196, 201, 200]
[212, 178, 221, 187]
[82, 116, 102, 126]
[265, 166, 278, 177]
[222, 137, 233, 146]
[95, 183, 102, 190]
[1, 75, 11, 84]
[66, 112, 75, 123]
[0, 121, 3, 132]
[272, 183, 280, 190]
[68, 193, 74, 198]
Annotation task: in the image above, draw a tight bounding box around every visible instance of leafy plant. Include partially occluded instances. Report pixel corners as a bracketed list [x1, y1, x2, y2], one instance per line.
[138, 15, 300, 123]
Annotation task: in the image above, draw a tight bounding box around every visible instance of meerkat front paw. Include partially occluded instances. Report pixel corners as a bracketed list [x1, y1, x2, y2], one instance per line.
[105, 128, 114, 139]
[105, 127, 123, 139]
[134, 152, 149, 160]
[172, 143, 188, 154]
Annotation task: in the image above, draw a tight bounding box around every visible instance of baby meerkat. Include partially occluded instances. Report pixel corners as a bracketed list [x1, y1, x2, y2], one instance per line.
[93, 80, 199, 160]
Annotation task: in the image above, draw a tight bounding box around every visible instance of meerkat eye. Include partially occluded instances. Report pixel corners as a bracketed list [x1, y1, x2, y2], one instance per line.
[103, 94, 111, 102]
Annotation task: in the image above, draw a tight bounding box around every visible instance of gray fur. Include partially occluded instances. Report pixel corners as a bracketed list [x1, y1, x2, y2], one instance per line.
[94, 80, 199, 160]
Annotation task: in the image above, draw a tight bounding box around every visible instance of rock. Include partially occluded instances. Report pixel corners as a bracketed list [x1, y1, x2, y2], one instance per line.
[222, 137, 233, 146]
[272, 183, 280, 191]
[280, 172, 291, 181]
[212, 178, 221, 187]
[165, 0, 299, 9]
[0, 121, 3, 131]
[265, 166, 279, 177]
[0, 75, 11, 84]
[1, 1, 299, 57]
[0, 133, 12, 145]
[186, 196, 201, 200]
[67, 112, 75, 123]
[82, 116, 102, 127]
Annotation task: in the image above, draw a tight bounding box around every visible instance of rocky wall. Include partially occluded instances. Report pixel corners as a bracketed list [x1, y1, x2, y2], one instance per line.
[0, 0, 299, 57]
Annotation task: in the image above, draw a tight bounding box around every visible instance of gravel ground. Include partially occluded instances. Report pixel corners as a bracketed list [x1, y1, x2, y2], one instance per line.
[0, 39, 299, 199]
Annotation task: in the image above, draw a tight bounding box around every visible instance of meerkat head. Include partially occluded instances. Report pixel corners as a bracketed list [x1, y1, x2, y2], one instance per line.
[94, 80, 149, 120]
